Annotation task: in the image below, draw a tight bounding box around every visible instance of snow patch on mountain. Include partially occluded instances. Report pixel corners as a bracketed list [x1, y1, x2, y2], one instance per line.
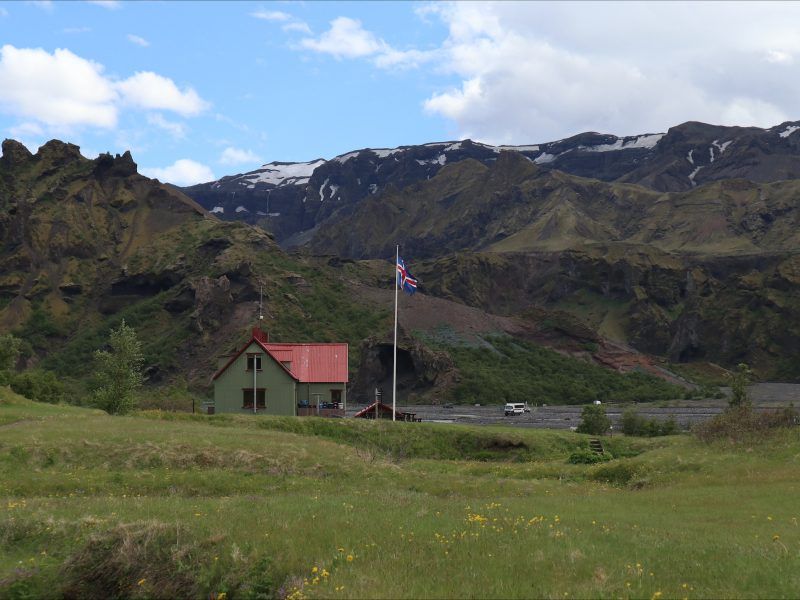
[712, 140, 733, 154]
[689, 166, 703, 186]
[687, 150, 694, 165]
[210, 206, 224, 214]
[416, 154, 447, 166]
[319, 177, 330, 201]
[534, 152, 556, 164]
[495, 144, 540, 152]
[584, 133, 664, 153]
[370, 148, 402, 158]
[779, 125, 799, 138]
[241, 160, 326, 188]
[235, 206, 248, 213]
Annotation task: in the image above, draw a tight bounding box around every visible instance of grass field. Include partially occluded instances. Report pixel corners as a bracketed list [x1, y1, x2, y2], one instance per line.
[1, 386, 799, 599]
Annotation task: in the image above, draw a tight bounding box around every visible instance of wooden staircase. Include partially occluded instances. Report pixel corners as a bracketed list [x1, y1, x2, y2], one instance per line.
[589, 438, 605, 454]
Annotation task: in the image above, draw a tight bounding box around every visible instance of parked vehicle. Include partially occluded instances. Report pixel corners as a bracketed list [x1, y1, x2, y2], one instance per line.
[504, 402, 531, 416]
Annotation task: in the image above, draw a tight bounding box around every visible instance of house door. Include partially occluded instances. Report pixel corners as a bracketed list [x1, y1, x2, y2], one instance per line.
[330, 389, 342, 409]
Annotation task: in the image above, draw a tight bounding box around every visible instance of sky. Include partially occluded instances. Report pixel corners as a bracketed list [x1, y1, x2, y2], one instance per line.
[1, 1, 800, 185]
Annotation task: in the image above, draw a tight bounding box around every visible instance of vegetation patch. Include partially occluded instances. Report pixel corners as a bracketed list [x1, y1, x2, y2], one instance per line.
[440, 336, 682, 405]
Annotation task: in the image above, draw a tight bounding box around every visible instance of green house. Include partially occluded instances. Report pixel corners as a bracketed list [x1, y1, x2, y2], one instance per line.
[212, 327, 348, 416]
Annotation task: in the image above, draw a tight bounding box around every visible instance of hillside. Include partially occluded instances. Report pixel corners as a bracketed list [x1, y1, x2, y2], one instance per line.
[182, 119, 800, 245]
[307, 152, 800, 259]
[299, 151, 800, 379]
[1, 139, 686, 404]
[0, 140, 388, 393]
[2, 390, 799, 598]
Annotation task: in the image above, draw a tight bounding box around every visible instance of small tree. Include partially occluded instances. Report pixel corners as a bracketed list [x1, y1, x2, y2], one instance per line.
[93, 320, 144, 415]
[576, 403, 611, 435]
[727, 363, 753, 408]
[0, 333, 22, 372]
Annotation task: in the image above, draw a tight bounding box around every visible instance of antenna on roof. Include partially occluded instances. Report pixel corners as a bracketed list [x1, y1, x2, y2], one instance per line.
[259, 285, 264, 322]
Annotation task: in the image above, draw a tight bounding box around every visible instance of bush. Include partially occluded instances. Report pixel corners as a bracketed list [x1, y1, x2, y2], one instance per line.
[576, 404, 611, 435]
[621, 408, 679, 437]
[694, 405, 799, 443]
[92, 320, 144, 415]
[567, 449, 612, 464]
[727, 363, 753, 408]
[9, 370, 66, 404]
[0, 333, 22, 370]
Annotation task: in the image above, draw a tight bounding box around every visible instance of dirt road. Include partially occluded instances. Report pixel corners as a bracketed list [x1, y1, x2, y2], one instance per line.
[347, 383, 800, 431]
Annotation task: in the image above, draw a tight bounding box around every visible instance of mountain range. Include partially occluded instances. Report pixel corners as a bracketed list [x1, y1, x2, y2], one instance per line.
[3, 117, 800, 405]
[183, 120, 800, 246]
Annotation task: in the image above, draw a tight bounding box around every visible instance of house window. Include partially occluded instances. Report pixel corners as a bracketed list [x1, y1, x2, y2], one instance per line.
[242, 389, 266, 409]
[246, 354, 262, 371]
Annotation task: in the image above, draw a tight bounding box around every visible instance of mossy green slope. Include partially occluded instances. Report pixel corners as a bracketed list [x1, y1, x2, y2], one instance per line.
[0, 141, 389, 394]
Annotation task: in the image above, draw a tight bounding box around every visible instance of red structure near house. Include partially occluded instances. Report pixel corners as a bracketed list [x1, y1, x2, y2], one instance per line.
[353, 401, 420, 422]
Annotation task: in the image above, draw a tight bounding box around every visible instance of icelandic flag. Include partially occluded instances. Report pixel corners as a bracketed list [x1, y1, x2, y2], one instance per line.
[396, 256, 418, 295]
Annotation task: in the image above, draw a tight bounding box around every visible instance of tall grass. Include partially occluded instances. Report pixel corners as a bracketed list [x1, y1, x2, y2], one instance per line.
[2, 389, 799, 599]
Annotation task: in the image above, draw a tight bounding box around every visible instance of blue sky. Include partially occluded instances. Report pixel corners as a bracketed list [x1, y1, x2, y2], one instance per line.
[2, 1, 800, 185]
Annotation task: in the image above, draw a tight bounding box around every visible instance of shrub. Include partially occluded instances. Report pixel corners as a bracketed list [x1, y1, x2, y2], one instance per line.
[9, 370, 66, 404]
[576, 404, 610, 435]
[567, 449, 612, 464]
[588, 460, 639, 485]
[92, 320, 144, 415]
[727, 363, 753, 408]
[621, 408, 679, 437]
[0, 333, 22, 370]
[694, 405, 799, 443]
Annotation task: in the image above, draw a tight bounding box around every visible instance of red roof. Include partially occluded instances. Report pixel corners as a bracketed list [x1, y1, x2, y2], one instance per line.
[263, 342, 348, 383]
[212, 329, 348, 383]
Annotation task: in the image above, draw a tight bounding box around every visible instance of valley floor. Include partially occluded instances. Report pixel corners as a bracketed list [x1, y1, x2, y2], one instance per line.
[367, 383, 800, 430]
[1, 387, 799, 599]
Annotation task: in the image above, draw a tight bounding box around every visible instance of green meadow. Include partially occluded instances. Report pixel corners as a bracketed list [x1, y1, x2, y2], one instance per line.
[1, 387, 799, 599]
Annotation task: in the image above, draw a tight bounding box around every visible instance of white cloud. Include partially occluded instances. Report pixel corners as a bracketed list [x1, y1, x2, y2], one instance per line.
[301, 17, 384, 59]
[126, 34, 150, 48]
[219, 146, 262, 166]
[299, 16, 434, 68]
[141, 159, 214, 186]
[0, 45, 209, 134]
[146, 113, 186, 139]
[765, 50, 793, 65]
[86, 0, 121, 8]
[282, 21, 312, 35]
[0, 45, 118, 128]
[251, 9, 290, 21]
[29, 1, 53, 12]
[8, 121, 44, 138]
[416, 2, 800, 143]
[116, 71, 209, 116]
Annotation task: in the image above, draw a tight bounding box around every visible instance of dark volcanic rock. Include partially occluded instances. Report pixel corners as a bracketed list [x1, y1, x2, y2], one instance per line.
[1, 139, 33, 168]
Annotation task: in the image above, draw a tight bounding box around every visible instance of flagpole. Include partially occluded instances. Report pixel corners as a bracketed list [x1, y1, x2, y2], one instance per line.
[392, 244, 399, 422]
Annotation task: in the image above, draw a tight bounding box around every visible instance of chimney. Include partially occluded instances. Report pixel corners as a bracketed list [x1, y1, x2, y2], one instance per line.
[252, 327, 269, 343]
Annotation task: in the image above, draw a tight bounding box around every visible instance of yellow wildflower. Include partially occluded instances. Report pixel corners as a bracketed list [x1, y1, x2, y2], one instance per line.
[137, 578, 146, 586]
[346, 554, 354, 562]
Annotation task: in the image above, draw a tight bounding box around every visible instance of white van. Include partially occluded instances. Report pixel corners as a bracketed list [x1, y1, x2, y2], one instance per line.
[504, 403, 530, 416]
